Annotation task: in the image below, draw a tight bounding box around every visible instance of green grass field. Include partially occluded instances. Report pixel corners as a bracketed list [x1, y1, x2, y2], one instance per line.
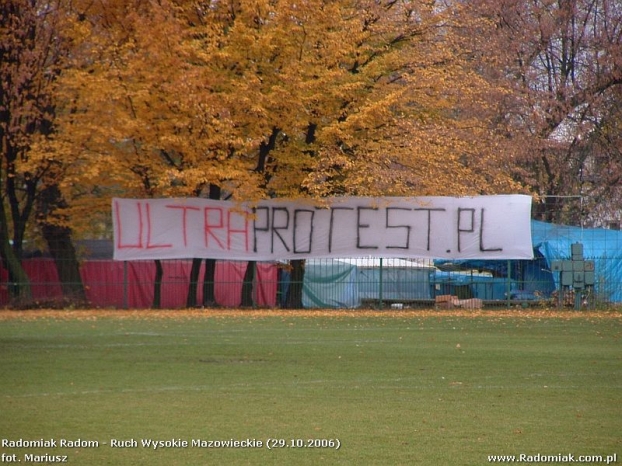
[1, 310, 620, 465]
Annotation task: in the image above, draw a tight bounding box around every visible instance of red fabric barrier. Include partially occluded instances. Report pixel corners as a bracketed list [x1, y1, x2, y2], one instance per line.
[1, 259, 277, 308]
[0, 259, 62, 304]
[213, 262, 278, 307]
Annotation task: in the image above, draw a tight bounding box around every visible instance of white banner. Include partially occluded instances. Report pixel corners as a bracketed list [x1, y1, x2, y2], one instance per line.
[112, 195, 533, 261]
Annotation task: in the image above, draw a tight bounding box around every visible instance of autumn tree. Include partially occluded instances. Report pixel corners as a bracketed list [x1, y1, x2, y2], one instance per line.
[50, 0, 264, 307]
[464, 0, 622, 226]
[0, 0, 88, 303]
[54, 0, 525, 307]
[578, 83, 622, 227]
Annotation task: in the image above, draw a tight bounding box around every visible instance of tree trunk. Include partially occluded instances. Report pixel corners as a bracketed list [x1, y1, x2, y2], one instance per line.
[199, 184, 222, 306]
[186, 258, 202, 308]
[284, 259, 304, 309]
[0, 201, 31, 303]
[152, 259, 163, 309]
[37, 182, 86, 304]
[41, 222, 86, 303]
[240, 261, 255, 307]
[202, 258, 217, 306]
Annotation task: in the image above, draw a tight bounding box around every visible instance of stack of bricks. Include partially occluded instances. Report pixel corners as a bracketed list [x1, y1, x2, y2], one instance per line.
[435, 295, 458, 309]
[435, 295, 483, 310]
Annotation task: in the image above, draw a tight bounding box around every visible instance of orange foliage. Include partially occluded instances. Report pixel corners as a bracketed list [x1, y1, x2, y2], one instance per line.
[45, 0, 525, 239]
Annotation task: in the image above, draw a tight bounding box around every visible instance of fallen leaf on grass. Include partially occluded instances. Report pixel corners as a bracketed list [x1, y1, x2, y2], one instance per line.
[0, 309, 620, 321]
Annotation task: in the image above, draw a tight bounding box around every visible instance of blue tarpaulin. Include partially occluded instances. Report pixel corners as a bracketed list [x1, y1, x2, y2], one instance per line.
[431, 271, 520, 300]
[531, 220, 622, 302]
[436, 220, 622, 303]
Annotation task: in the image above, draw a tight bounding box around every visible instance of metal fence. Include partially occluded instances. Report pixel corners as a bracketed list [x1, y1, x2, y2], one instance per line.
[2, 220, 621, 310]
